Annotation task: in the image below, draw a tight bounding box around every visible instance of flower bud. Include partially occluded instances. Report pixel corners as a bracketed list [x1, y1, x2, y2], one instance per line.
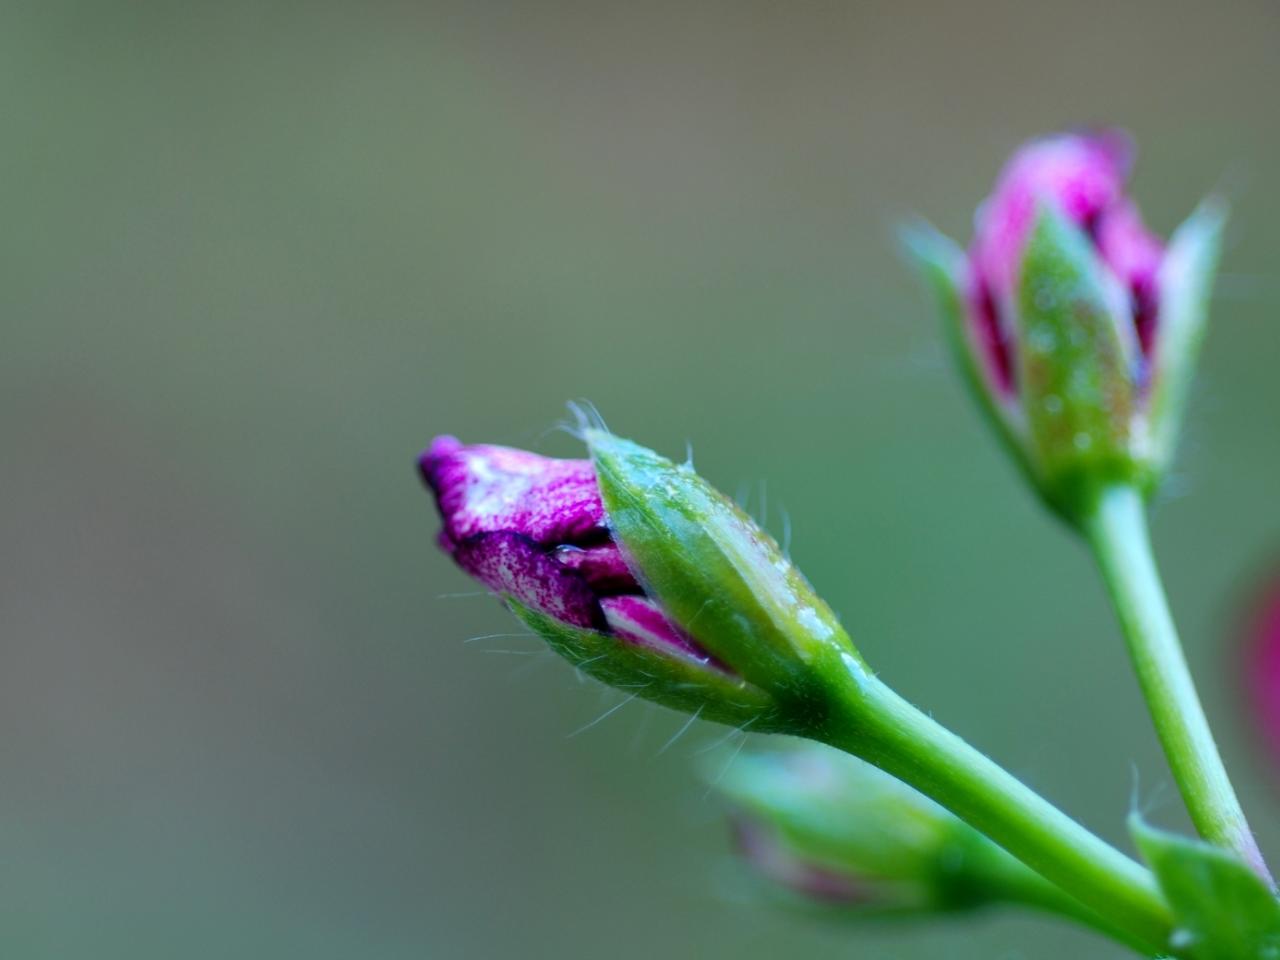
[905, 130, 1225, 522]
[717, 744, 1070, 915]
[419, 432, 856, 729]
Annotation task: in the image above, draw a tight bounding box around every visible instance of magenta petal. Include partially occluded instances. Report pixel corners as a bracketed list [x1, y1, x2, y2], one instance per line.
[971, 131, 1132, 305]
[964, 270, 1017, 395]
[1096, 200, 1165, 357]
[420, 436, 606, 546]
[553, 543, 640, 593]
[453, 532, 605, 630]
[1244, 575, 1280, 774]
[600, 595, 716, 663]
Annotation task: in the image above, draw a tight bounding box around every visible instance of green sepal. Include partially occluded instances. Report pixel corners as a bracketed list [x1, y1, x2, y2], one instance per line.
[1131, 814, 1280, 959]
[1148, 200, 1226, 473]
[899, 220, 1032, 478]
[508, 598, 785, 731]
[585, 430, 860, 717]
[1016, 204, 1145, 518]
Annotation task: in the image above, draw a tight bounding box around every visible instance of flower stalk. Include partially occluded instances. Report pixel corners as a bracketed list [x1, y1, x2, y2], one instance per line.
[1085, 484, 1273, 886]
[420, 428, 1181, 952]
[814, 659, 1174, 954]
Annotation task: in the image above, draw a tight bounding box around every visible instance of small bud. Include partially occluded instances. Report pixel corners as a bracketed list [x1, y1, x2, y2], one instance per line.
[905, 131, 1225, 522]
[716, 744, 1064, 915]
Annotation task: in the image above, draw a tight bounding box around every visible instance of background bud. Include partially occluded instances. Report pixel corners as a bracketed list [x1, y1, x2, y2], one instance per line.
[715, 743, 1091, 918]
[905, 131, 1225, 523]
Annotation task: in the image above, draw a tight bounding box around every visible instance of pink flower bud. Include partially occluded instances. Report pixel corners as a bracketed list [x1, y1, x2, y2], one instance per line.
[419, 435, 716, 665]
[967, 130, 1164, 393]
[907, 130, 1225, 521]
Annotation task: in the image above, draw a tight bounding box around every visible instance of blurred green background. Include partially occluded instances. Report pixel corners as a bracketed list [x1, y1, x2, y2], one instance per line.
[4, 1, 1280, 956]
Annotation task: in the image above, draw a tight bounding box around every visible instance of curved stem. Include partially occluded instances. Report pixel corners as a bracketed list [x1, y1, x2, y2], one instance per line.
[1084, 484, 1271, 885]
[817, 668, 1173, 955]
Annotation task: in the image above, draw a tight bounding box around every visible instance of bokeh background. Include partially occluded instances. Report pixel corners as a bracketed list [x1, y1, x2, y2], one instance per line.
[4, 1, 1280, 956]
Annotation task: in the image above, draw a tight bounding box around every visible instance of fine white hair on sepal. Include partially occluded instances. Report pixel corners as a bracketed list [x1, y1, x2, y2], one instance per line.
[656, 704, 704, 756]
[566, 686, 650, 738]
[779, 505, 793, 558]
[702, 719, 757, 799]
[560, 399, 610, 442]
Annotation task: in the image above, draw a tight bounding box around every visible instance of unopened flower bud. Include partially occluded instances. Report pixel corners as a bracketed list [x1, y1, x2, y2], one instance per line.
[718, 744, 1122, 928]
[905, 130, 1224, 522]
[419, 432, 857, 729]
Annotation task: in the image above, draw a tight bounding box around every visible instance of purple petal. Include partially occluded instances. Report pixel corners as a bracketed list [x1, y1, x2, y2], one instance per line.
[600, 595, 717, 664]
[964, 270, 1017, 395]
[971, 131, 1132, 306]
[453, 532, 605, 630]
[419, 436, 606, 547]
[1096, 200, 1165, 358]
[732, 817, 872, 905]
[553, 543, 640, 593]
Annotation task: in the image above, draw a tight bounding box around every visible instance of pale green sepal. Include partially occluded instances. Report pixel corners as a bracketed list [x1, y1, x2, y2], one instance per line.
[508, 598, 785, 731]
[899, 220, 1030, 475]
[585, 430, 859, 715]
[1148, 200, 1226, 474]
[1016, 204, 1144, 518]
[1131, 814, 1280, 959]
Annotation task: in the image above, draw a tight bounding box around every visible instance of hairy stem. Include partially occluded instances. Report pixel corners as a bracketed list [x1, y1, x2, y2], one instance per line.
[1084, 484, 1271, 884]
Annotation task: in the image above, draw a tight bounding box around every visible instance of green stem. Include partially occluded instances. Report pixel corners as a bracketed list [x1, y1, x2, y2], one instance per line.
[817, 668, 1173, 955]
[968, 838, 1159, 955]
[1084, 484, 1271, 885]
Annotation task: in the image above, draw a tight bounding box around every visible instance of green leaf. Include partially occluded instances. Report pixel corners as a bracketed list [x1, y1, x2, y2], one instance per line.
[1016, 204, 1144, 517]
[585, 430, 861, 716]
[1131, 815, 1280, 959]
[508, 598, 784, 731]
[1148, 200, 1226, 472]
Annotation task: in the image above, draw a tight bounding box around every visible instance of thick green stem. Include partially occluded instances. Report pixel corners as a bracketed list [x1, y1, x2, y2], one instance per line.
[817, 667, 1173, 955]
[969, 840, 1160, 955]
[1084, 484, 1271, 885]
